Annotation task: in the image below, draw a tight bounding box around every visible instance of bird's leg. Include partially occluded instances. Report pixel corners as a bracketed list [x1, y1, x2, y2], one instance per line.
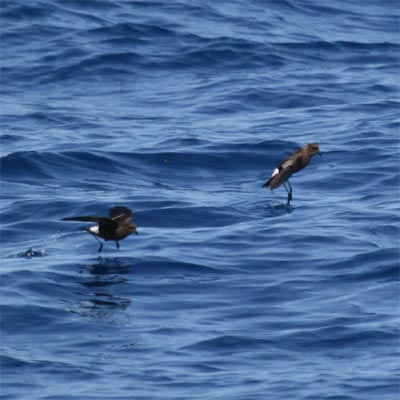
[287, 180, 293, 202]
[283, 183, 289, 195]
[283, 183, 292, 205]
[91, 235, 104, 253]
[116, 241, 120, 250]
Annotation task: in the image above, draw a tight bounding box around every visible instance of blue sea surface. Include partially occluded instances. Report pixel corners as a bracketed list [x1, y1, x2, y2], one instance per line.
[1, 1, 399, 399]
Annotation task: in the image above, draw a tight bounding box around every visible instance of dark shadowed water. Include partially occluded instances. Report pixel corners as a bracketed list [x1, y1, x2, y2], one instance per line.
[1, 1, 399, 399]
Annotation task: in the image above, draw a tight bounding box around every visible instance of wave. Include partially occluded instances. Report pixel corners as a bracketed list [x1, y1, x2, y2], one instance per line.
[0, 142, 284, 183]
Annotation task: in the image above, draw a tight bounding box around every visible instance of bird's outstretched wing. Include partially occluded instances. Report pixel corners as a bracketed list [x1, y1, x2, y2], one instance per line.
[109, 206, 133, 223]
[63, 216, 118, 232]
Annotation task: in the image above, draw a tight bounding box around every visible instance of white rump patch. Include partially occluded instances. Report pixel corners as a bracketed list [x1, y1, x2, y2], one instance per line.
[89, 225, 99, 235]
[271, 168, 280, 177]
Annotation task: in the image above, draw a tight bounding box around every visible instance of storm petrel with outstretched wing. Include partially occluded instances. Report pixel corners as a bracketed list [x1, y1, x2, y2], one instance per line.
[63, 206, 137, 252]
[263, 143, 321, 205]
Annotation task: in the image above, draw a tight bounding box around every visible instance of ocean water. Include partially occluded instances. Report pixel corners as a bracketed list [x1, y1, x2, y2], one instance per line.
[1, 1, 399, 399]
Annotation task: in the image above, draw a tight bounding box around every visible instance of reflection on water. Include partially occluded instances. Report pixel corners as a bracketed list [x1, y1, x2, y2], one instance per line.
[68, 258, 135, 324]
[87, 257, 135, 276]
[262, 203, 294, 218]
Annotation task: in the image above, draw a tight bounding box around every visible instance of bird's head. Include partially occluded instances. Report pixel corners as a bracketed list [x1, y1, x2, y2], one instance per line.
[128, 223, 138, 235]
[307, 143, 321, 156]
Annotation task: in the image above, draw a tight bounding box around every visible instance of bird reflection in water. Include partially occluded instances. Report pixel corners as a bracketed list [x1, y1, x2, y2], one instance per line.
[262, 203, 294, 218]
[71, 257, 135, 323]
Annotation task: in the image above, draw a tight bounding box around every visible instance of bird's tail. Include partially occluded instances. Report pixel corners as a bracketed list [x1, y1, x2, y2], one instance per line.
[262, 177, 272, 188]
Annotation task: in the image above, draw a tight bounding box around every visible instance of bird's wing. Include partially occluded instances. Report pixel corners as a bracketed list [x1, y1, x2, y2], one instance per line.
[263, 148, 303, 189]
[270, 165, 295, 188]
[109, 206, 133, 223]
[280, 148, 303, 170]
[263, 166, 281, 187]
[279, 152, 308, 177]
[63, 216, 118, 232]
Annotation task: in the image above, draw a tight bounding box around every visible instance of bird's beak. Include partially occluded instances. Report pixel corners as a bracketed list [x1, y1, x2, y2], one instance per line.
[318, 152, 322, 157]
[135, 230, 138, 235]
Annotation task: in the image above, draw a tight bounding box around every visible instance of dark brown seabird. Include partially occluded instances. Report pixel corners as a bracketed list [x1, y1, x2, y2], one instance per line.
[263, 143, 321, 205]
[63, 206, 137, 253]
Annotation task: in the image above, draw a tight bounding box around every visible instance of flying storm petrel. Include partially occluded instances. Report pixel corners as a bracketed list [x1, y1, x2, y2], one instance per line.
[63, 206, 137, 252]
[263, 143, 321, 205]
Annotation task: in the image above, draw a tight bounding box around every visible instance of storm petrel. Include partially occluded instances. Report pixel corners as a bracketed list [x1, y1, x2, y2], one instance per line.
[263, 143, 321, 205]
[63, 206, 137, 253]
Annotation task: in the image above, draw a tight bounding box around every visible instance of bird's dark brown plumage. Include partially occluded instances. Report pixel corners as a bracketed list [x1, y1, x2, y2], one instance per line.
[263, 143, 321, 204]
[63, 206, 137, 252]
